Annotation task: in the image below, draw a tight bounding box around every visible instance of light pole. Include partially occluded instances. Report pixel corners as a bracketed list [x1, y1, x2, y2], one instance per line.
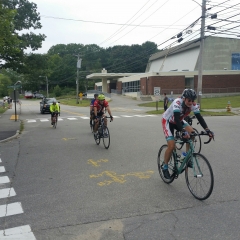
[13, 81, 21, 122]
[197, 0, 206, 107]
[74, 54, 82, 104]
[39, 76, 49, 97]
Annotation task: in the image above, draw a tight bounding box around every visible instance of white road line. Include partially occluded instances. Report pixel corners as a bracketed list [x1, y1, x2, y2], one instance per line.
[0, 225, 36, 240]
[0, 158, 1, 163]
[27, 120, 36, 123]
[0, 166, 6, 173]
[120, 115, 134, 117]
[0, 188, 16, 199]
[112, 116, 120, 118]
[67, 118, 77, 120]
[0, 202, 24, 217]
[58, 118, 63, 121]
[81, 117, 89, 119]
[40, 119, 48, 122]
[0, 176, 10, 184]
[134, 115, 147, 117]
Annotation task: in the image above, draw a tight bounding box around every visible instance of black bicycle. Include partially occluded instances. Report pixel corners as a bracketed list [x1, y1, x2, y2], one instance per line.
[175, 115, 202, 153]
[94, 116, 112, 149]
[52, 112, 58, 129]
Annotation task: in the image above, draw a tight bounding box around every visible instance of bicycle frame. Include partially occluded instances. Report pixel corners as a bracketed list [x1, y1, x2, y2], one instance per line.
[173, 139, 202, 177]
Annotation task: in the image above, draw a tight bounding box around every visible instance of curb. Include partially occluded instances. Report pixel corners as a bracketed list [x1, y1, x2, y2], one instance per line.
[0, 130, 20, 143]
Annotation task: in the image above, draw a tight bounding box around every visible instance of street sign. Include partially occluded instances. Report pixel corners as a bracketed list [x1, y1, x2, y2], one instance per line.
[154, 87, 161, 96]
[7, 85, 21, 89]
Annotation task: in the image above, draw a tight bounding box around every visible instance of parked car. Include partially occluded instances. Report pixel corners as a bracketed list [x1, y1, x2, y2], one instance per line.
[35, 93, 44, 99]
[24, 91, 33, 99]
[40, 98, 60, 114]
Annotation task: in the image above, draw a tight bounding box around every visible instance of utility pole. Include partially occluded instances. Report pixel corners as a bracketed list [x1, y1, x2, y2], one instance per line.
[46, 76, 49, 98]
[75, 54, 82, 104]
[197, 0, 206, 107]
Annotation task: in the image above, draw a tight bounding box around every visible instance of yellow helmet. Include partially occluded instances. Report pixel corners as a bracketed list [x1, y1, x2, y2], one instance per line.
[98, 94, 105, 100]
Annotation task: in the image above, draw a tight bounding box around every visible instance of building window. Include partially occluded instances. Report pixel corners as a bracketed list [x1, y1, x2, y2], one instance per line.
[185, 78, 193, 89]
[122, 80, 140, 92]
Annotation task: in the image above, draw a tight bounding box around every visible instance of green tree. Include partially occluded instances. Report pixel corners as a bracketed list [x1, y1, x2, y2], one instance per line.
[53, 85, 62, 97]
[1, 0, 46, 69]
[0, 74, 12, 97]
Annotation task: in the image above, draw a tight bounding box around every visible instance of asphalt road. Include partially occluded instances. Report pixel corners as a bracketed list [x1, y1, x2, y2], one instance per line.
[0, 96, 239, 240]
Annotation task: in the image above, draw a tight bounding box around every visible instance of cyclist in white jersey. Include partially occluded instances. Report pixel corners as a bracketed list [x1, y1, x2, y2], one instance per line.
[161, 89, 214, 179]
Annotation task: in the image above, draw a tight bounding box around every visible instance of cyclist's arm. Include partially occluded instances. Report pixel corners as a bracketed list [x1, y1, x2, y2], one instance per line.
[106, 106, 112, 117]
[174, 112, 183, 131]
[93, 106, 97, 118]
[194, 113, 208, 130]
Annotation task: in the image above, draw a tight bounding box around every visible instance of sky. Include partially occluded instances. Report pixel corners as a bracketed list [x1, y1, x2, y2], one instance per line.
[28, 0, 240, 54]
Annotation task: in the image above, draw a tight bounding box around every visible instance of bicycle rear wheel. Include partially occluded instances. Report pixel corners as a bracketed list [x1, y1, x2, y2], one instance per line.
[102, 126, 110, 149]
[185, 153, 214, 200]
[157, 145, 175, 184]
[192, 128, 201, 153]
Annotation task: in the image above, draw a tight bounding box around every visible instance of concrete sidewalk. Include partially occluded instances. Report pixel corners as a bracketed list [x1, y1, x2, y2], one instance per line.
[0, 107, 21, 143]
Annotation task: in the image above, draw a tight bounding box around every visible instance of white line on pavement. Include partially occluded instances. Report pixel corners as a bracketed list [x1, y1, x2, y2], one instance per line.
[0, 225, 36, 240]
[0, 166, 6, 173]
[0, 177, 10, 184]
[0, 202, 24, 217]
[0, 188, 16, 199]
[67, 118, 78, 120]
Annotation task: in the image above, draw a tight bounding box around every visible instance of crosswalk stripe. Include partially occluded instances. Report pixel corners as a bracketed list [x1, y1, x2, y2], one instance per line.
[0, 158, 1, 163]
[0, 202, 24, 217]
[0, 188, 16, 199]
[40, 119, 48, 122]
[120, 115, 133, 117]
[27, 120, 36, 123]
[0, 166, 6, 173]
[0, 176, 10, 184]
[67, 118, 77, 120]
[81, 117, 89, 119]
[0, 225, 36, 239]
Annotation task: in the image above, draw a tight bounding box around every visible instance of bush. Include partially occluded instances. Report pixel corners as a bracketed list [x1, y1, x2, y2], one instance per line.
[53, 85, 62, 97]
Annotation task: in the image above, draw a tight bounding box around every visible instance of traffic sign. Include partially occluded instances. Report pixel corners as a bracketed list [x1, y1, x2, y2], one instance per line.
[154, 87, 161, 96]
[7, 85, 21, 89]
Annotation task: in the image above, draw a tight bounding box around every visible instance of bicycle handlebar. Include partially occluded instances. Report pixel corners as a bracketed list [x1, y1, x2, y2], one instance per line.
[190, 131, 214, 144]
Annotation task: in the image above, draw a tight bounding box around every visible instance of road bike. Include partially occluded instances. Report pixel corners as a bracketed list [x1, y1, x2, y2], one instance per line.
[175, 115, 202, 153]
[52, 112, 58, 129]
[157, 131, 214, 200]
[94, 116, 112, 149]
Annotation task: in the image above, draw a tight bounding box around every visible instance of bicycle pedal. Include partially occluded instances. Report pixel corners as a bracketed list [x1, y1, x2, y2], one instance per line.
[174, 174, 178, 179]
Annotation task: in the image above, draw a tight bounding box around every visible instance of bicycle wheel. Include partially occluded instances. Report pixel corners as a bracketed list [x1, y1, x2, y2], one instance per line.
[54, 117, 57, 129]
[157, 145, 175, 184]
[90, 119, 94, 132]
[102, 126, 110, 149]
[192, 128, 201, 153]
[94, 128, 100, 145]
[185, 153, 214, 200]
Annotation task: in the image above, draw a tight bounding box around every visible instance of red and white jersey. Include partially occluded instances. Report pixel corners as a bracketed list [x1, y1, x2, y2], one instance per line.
[162, 97, 200, 124]
[93, 99, 109, 113]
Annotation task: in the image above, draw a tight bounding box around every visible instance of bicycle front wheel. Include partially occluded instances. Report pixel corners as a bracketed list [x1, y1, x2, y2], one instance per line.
[102, 126, 110, 149]
[185, 153, 214, 200]
[157, 145, 175, 184]
[193, 128, 201, 153]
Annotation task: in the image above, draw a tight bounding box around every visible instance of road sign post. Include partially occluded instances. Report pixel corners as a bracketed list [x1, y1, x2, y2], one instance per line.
[154, 87, 161, 111]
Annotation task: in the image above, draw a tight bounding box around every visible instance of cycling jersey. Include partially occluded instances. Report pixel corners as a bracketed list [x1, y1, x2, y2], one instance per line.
[90, 99, 96, 107]
[93, 99, 109, 113]
[162, 97, 200, 124]
[50, 103, 60, 113]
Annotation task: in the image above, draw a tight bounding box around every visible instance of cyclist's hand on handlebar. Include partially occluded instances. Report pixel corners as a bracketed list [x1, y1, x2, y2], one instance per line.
[206, 129, 214, 139]
[182, 131, 190, 139]
[110, 115, 113, 121]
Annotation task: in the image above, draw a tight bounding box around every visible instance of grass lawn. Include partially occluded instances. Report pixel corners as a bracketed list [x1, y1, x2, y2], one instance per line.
[139, 95, 240, 109]
[0, 107, 8, 114]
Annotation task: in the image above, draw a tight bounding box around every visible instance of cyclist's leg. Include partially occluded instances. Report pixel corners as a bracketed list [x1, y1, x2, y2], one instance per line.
[183, 120, 194, 152]
[51, 112, 54, 124]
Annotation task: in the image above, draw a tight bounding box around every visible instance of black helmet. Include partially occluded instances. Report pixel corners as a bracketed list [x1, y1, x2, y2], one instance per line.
[94, 93, 99, 97]
[182, 89, 197, 101]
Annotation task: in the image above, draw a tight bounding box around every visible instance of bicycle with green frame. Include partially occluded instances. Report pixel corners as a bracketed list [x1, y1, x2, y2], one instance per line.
[157, 131, 214, 200]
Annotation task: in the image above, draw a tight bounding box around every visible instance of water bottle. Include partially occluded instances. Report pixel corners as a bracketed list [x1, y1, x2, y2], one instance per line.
[180, 152, 187, 163]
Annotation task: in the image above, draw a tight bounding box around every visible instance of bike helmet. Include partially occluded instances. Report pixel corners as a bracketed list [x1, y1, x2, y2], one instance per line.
[94, 93, 99, 98]
[98, 94, 105, 100]
[182, 89, 197, 101]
